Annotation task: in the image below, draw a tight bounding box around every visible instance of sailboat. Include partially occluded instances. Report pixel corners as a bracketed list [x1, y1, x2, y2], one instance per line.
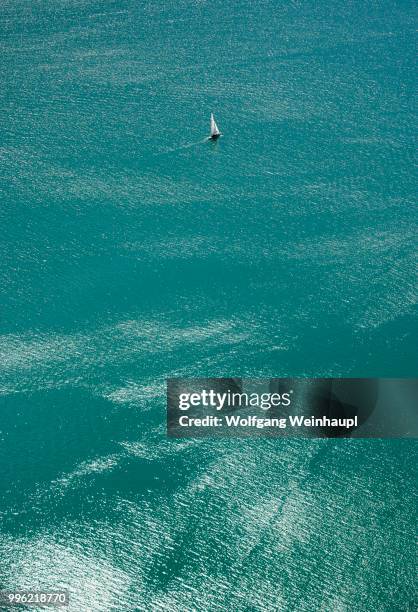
[209, 113, 221, 140]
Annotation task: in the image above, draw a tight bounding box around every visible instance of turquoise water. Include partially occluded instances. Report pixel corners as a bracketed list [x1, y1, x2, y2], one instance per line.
[0, 0, 416, 610]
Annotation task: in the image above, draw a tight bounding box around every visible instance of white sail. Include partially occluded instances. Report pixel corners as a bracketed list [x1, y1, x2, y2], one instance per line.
[210, 113, 220, 136]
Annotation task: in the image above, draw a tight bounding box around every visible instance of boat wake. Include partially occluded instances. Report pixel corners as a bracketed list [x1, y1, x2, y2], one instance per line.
[160, 138, 209, 155]
[160, 114, 222, 154]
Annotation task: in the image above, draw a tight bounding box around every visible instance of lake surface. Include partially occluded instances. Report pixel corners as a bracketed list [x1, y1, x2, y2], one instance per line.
[0, 0, 416, 609]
